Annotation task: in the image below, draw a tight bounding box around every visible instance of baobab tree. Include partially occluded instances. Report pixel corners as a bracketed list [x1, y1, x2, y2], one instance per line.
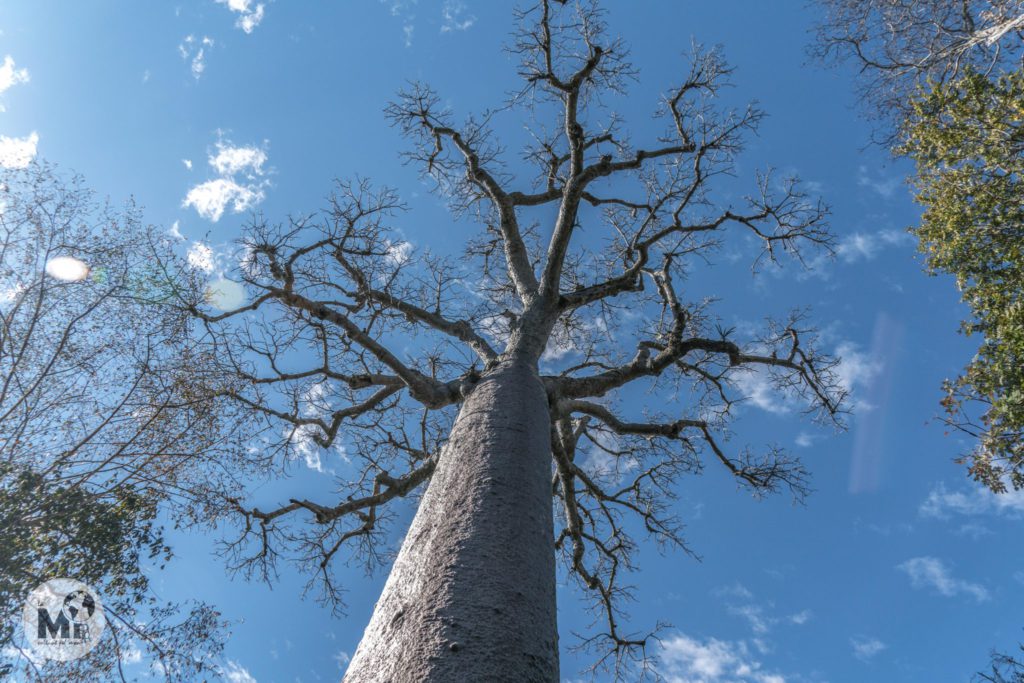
[187, 2, 844, 680]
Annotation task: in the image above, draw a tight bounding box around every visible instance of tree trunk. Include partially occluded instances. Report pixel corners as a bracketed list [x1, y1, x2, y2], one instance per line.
[344, 361, 559, 682]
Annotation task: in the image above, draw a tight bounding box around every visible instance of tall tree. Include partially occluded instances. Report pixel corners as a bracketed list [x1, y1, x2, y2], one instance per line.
[0, 163, 232, 682]
[186, 2, 843, 680]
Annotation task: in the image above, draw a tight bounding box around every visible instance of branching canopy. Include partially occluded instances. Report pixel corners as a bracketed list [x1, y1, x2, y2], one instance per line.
[180, 2, 846, 675]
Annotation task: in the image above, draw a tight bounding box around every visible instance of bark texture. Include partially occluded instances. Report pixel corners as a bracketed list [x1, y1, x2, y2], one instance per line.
[343, 361, 559, 682]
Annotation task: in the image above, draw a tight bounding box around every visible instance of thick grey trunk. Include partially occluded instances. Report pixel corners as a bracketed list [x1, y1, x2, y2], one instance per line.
[344, 362, 559, 682]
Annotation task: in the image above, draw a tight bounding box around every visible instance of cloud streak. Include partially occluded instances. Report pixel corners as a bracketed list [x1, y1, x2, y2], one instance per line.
[920, 482, 1024, 519]
[897, 556, 989, 602]
[850, 636, 886, 661]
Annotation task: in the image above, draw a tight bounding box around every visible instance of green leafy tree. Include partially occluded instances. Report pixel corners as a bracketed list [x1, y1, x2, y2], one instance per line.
[900, 69, 1024, 491]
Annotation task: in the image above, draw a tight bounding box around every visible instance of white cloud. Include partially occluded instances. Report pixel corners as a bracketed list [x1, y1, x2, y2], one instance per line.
[857, 165, 904, 198]
[183, 138, 270, 222]
[794, 432, 815, 448]
[0, 55, 29, 95]
[380, 0, 418, 46]
[788, 610, 812, 625]
[209, 141, 267, 177]
[837, 229, 911, 263]
[541, 333, 575, 361]
[659, 633, 788, 683]
[183, 158, 193, 170]
[169, 220, 185, 240]
[441, 0, 476, 32]
[920, 482, 1024, 519]
[0, 282, 25, 304]
[729, 604, 771, 634]
[733, 338, 881, 416]
[834, 341, 882, 408]
[222, 660, 257, 683]
[733, 366, 792, 415]
[384, 239, 413, 266]
[897, 556, 989, 602]
[179, 35, 214, 80]
[580, 428, 638, 482]
[183, 178, 263, 222]
[187, 242, 215, 272]
[850, 636, 886, 661]
[0, 132, 38, 168]
[714, 583, 754, 600]
[216, 0, 266, 33]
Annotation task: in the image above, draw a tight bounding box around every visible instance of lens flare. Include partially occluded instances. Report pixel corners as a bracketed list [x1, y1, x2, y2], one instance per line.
[45, 256, 90, 282]
[206, 277, 246, 311]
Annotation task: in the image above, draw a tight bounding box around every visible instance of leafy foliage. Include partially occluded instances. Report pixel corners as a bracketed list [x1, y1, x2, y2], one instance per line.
[900, 69, 1024, 491]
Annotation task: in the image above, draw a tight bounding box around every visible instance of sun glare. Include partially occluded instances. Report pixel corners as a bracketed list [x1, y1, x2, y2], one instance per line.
[45, 256, 90, 282]
[206, 277, 246, 311]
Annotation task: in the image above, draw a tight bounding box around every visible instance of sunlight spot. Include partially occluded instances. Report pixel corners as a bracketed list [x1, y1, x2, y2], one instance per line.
[45, 256, 90, 282]
[205, 277, 246, 310]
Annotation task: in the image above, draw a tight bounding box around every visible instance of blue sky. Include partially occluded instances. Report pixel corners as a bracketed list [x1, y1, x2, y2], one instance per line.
[3, 1, 1023, 681]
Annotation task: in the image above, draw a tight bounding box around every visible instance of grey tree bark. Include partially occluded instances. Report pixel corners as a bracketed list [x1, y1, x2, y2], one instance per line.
[343, 360, 559, 682]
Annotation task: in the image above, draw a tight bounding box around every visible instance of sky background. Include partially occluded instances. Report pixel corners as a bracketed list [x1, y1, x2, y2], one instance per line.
[3, 1, 1023, 682]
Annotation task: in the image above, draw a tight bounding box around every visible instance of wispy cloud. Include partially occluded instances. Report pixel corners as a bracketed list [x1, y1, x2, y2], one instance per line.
[733, 337, 879, 418]
[836, 229, 912, 263]
[850, 636, 886, 661]
[0, 132, 38, 168]
[733, 366, 792, 415]
[714, 583, 754, 600]
[183, 137, 270, 222]
[788, 609, 812, 625]
[729, 604, 772, 635]
[222, 660, 257, 683]
[216, 0, 265, 33]
[441, 0, 476, 32]
[0, 55, 29, 111]
[919, 482, 1024, 519]
[381, 0, 418, 47]
[179, 35, 214, 80]
[187, 242, 216, 272]
[897, 556, 989, 602]
[659, 632, 788, 683]
[857, 165, 905, 199]
[834, 341, 883, 408]
[794, 432, 816, 448]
